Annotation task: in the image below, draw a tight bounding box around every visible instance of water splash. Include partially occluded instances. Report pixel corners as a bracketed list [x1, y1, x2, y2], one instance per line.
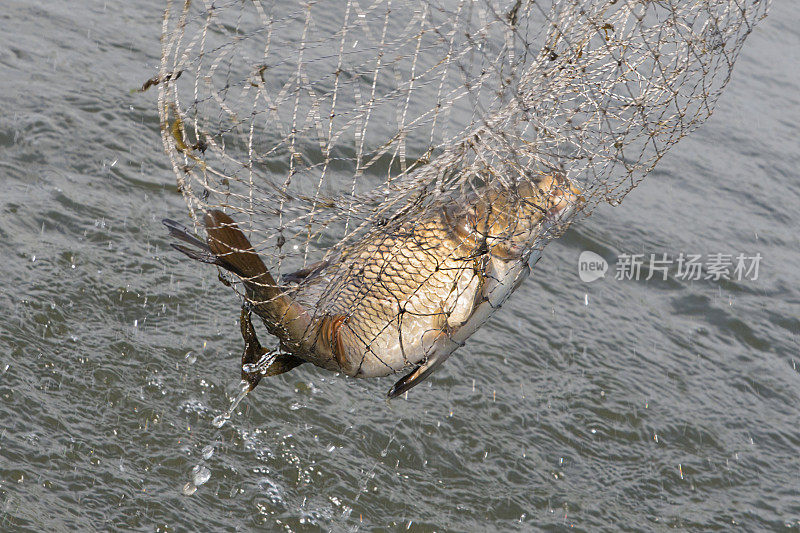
[241, 349, 278, 375]
[201, 445, 214, 460]
[212, 380, 250, 429]
[182, 465, 211, 496]
[192, 465, 211, 486]
[183, 381, 251, 496]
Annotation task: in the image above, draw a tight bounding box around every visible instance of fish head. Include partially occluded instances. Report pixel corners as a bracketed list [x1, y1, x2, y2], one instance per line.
[445, 172, 584, 259]
[529, 172, 585, 224]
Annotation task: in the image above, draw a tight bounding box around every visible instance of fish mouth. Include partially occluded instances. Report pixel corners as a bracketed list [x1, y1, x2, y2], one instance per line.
[544, 184, 584, 222]
[545, 205, 565, 221]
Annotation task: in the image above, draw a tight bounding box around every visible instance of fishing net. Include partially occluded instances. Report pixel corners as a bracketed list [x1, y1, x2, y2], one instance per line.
[157, 0, 768, 391]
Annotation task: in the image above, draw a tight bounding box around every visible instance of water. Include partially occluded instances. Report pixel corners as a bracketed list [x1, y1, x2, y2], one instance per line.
[0, 0, 798, 530]
[212, 381, 252, 429]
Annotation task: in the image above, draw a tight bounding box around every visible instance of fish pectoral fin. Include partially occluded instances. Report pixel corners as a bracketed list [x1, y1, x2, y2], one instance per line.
[387, 350, 452, 399]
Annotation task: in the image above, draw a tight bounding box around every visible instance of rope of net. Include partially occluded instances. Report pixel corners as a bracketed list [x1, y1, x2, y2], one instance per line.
[157, 0, 768, 278]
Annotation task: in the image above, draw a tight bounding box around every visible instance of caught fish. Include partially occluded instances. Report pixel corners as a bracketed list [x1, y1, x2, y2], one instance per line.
[164, 172, 583, 397]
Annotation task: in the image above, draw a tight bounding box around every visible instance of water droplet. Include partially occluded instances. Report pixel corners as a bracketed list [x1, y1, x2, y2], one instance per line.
[185, 351, 197, 364]
[212, 414, 228, 428]
[202, 445, 214, 460]
[212, 381, 250, 428]
[182, 482, 197, 496]
[192, 465, 211, 486]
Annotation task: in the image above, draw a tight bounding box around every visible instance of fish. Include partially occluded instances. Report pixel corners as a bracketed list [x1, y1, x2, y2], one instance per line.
[164, 172, 583, 397]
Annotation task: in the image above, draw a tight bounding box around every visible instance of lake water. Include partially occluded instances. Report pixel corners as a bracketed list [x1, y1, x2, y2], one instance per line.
[1, 0, 798, 530]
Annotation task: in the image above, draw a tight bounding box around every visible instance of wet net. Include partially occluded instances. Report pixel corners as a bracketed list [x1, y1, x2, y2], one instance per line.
[157, 0, 768, 393]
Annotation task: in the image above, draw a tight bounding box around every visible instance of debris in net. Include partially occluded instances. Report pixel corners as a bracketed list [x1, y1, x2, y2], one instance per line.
[135, 69, 182, 93]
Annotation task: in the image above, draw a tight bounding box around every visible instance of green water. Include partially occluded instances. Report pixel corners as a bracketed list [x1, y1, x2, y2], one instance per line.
[1, 0, 798, 530]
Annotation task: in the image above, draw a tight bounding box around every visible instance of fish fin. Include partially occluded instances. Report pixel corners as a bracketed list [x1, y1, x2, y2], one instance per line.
[387, 349, 453, 399]
[204, 211, 314, 352]
[163, 218, 241, 272]
[281, 260, 329, 284]
[169, 243, 224, 267]
[166, 210, 281, 302]
[240, 307, 304, 391]
[167, 211, 314, 356]
[240, 306, 266, 390]
[204, 210, 271, 283]
[314, 314, 349, 369]
[162, 218, 209, 251]
[261, 353, 305, 379]
[163, 218, 225, 266]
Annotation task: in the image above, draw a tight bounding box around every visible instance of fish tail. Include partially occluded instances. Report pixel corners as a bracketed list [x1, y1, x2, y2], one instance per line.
[203, 210, 313, 349]
[203, 210, 275, 293]
[162, 218, 224, 266]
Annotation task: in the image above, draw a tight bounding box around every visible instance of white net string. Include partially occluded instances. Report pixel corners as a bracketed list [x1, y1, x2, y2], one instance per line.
[157, 0, 768, 390]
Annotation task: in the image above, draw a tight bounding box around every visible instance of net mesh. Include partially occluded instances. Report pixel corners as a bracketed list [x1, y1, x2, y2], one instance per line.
[157, 0, 768, 389]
